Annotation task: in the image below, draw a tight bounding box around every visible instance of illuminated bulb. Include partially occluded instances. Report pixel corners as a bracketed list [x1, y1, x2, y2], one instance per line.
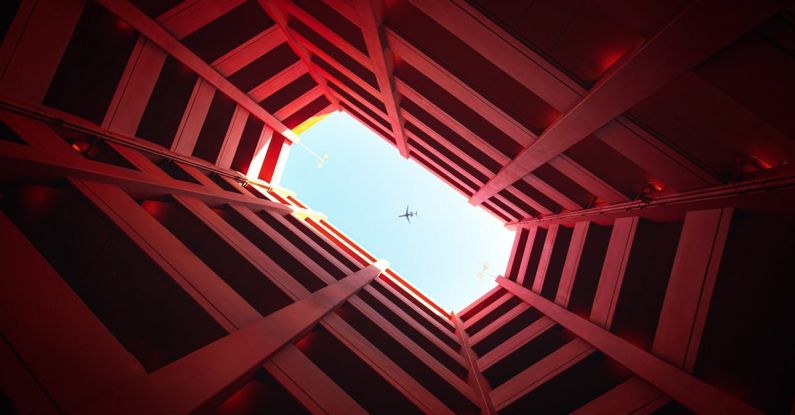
[748, 155, 773, 170]
[649, 181, 664, 192]
[70, 141, 90, 153]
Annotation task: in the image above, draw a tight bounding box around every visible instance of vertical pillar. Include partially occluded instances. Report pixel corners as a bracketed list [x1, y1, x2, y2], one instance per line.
[258, 131, 290, 184]
[453, 314, 496, 415]
[245, 125, 273, 179]
[590, 217, 638, 328]
[102, 37, 167, 135]
[503, 229, 527, 280]
[555, 221, 590, 307]
[514, 226, 538, 286]
[0, 0, 85, 103]
[215, 105, 249, 168]
[531, 224, 559, 293]
[171, 78, 215, 156]
[652, 208, 732, 371]
[270, 140, 291, 185]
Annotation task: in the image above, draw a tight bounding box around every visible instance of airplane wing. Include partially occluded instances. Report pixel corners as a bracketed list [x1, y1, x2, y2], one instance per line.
[405, 215, 411, 223]
[405, 205, 410, 216]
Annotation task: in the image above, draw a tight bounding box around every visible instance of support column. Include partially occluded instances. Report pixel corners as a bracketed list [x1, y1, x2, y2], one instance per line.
[270, 140, 291, 185]
[590, 217, 638, 328]
[514, 226, 538, 286]
[102, 37, 167, 135]
[258, 131, 291, 184]
[171, 78, 215, 156]
[0, 0, 85, 103]
[215, 105, 250, 168]
[554, 221, 590, 307]
[497, 277, 762, 415]
[453, 314, 496, 415]
[76, 262, 386, 415]
[531, 224, 560, 293]
[652, 208, 733, 371]
[245, 125, 273, 179]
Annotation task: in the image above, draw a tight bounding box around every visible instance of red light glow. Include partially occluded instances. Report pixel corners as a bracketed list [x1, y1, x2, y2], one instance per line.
[599, 50, 627, 72]
[749, 155, 773, 170]
[116, 19, 133, 32]
[71, 142, 90, 153]
[648, 180, 665, 192]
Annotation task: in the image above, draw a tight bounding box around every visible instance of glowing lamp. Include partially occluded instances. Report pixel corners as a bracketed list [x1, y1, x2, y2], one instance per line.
[70, 141, 90, 153]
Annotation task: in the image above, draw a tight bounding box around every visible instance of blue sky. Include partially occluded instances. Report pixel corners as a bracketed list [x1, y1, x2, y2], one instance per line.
[281, 111, 515, 312]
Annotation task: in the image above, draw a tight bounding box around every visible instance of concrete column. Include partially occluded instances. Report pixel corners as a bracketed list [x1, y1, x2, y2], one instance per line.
[652, 208, 733, 371]
[215, 105, 250, 168]
[514, 226, 539, 286]
[171, 78, 216, 156]
[102, 37, 167, 135]
[0, 0, 85, 103]
[554, 221, 590, 307]
[269, 140, 291, 185]
[453, 314, 496, 415]
[245, 125, 273, 179]
[590, 217, 638, 328]
[531, 223, 560, 293]
[497, 277, 762, 415]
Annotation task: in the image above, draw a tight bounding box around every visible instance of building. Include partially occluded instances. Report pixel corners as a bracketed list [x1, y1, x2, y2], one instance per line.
[0, 0, 793, 414]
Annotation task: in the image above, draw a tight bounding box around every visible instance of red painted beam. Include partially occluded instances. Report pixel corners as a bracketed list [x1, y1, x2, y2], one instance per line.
[497, 277, 764, 415]
[353, 0, 410, 157]
[507, 170, 795, 228]
[95, 0, 301, 142]
[471, 0, 786, 204]
[258, 0, 341, 110]
[453, 314, 496, 415]
[76, 263, 386, 415]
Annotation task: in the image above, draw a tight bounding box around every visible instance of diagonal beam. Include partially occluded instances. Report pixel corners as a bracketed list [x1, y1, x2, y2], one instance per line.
[470, 0, 786, 204]
[248, 61, 307, 101]
[385, 29, 627, 203]
[353, 0, 410, 157]
[497, 277, 763, 415]
[256, 0, 341, 111]
[453, 314, 496, 415]
[410, 0, 719, 192]
[211, 25, 285, 76]
[95, 0, 301, 142]
[77, 263, 387, 415]
[292, 29, 382, 98]
[280, 0, 370, 67]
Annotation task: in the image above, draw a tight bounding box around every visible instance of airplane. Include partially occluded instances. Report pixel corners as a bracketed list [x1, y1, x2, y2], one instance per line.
[398, 205, 418, 223]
